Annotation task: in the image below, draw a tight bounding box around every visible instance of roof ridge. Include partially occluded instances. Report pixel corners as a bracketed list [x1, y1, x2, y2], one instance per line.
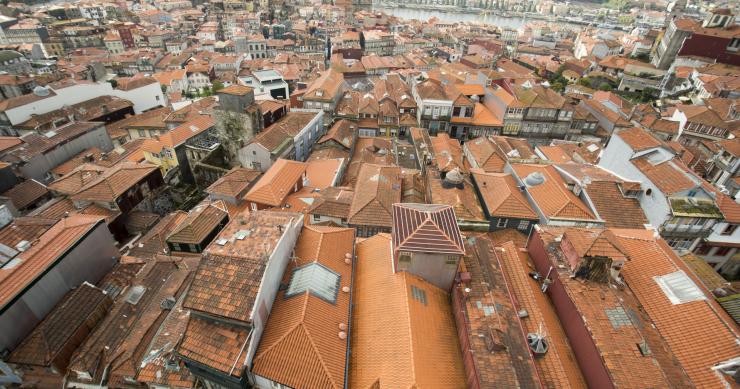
[302, 323, 340, 389]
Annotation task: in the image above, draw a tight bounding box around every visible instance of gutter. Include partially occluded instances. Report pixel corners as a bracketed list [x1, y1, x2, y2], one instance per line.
[343, 240, 357, 389]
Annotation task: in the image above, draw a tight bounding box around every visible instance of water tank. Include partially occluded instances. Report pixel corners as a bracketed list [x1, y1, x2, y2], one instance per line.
[442, 168, 464, 189]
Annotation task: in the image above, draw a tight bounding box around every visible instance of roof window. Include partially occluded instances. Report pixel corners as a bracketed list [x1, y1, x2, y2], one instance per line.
[286, 263, 340, 303]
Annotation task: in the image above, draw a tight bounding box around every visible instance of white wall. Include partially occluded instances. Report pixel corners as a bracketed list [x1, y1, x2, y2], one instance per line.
[5, 81, 165, 125]
[244, 215, 304, 369]
[238, 143, 272, 172]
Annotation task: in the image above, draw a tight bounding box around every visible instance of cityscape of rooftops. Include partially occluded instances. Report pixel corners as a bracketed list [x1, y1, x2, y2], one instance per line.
[0, 0, 737, 387]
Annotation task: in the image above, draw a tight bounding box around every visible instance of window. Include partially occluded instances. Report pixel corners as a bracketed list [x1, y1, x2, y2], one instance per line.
[715, 246, 732, 257]
[313, 214, 320, 221]
[138, 129, 146, 137]
[654, 270, 706, 304]
[497, 218, 509, 228]
[410, 285, 427, 305]
[286, 263, 340, 302]
[722, 224, 737, 236]
[398, 251, 412, 263]
[518, 220, 530, 230]
[445, 255, 457, 265]
[694, 244, 711, 255]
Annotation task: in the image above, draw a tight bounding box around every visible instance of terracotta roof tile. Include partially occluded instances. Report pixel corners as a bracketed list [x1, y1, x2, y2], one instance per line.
[1, 179, 48, 210]
[631, 157, 697, 195]
[392, 203, 466, 255]
[495, 241, 587, 388]
[8, 282, 111, 367]
[167, 200, 229, 245]
[0, 215, 105, 311]
[454, 237, 541, 388]
[472, 171, 538, 219]
[245, 159, 306, 207]
[614, 230, 740, 388]
[350, 234, 466, 388]
[70, 162, 159, 202]
[348, 164, 402, 229]
[252, 226, 354, 389]
[184, 211, 300, 321]
[511, 164, 597, 221]
[307, 187, 354, 220]
[427, 171, 485, 222]
[179, 315, 250, 377]
[617, 127, 663, 151]
[464, 136, 507, 172]
[206, 167, 261, 198]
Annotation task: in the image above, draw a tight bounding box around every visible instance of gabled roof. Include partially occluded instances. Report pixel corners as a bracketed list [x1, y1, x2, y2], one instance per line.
[392, 203, 465, 255]
[349, 234, 466, 388]
[347, 164, 401, 228]
[166, 200, 228, 245]
[613, 229, 740, 388]
[9, 282, 111, 367]
[205, 167, 261, 198]
[48, 163, 106, 195]
[472, 171, 537, 219]
[0, 215, 105, 310]
[464, 136, 507, 172]
[252, 226, 354, 389]
[245, 159, 306, 207]
[318, 119, 355, 150]
[70, 162, 159, 202]
[617, 127, 663, 152]
[1, 179, 48, 210]
[511, 164, 597, 221]
[631, 157, 697, 195]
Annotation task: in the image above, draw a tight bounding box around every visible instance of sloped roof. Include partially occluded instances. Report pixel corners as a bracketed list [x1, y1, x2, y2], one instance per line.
[464, 136, 507, 172]
[9, 283, 111, 367]
[511, 164, 597, 221]
[252, 226, 354, 389]
[631, 157, 697, 195]
[613, 230, 740, 388]
[472, 171, 537, 219]
[166, 200, 228, 245]
[206, 167, 261, 198]
[70, 162, 159, 202]
[347, 164, 401, 228]
[245, 159, 306, 207]
[617, 127, 663, 151]
[1, 179, 48, 210]
[392, 203, 465, 255]
[349, 234, 466, 388]
[318, 119, 355, 149]
[0, 215, 105, 310]
[48, 163, 106, 195]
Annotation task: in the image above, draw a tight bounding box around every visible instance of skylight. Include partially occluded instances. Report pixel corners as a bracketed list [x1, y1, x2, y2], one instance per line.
[286, 263, 340, 303]
[654, 271, 706, 305]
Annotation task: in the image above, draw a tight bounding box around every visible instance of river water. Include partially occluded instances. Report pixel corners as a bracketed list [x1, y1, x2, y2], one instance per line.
[376, 7, 587, 31]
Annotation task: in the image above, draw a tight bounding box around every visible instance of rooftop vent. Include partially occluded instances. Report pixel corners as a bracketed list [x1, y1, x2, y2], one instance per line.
[160, 296, 176, 310]
[442, 168, 464, 189]
[527, 332, 549, 356]
[15, 240, 31, 252]
[524, 172, 545, 187]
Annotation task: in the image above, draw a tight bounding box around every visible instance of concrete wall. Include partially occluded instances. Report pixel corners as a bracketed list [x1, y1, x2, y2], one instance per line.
[395, 251, 460, 291]
[0, 222, 118, 352]
[4, 81, 164, 125]
[20, 124, 114, 182]
[244, 214, 304, 368]
[238, 143, 272, 172]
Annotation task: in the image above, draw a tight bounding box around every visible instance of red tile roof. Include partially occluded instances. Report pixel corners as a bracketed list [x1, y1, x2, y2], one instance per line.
[511, 164, 597, 221]
[252, 226, 354, 389]
[392, 203, 466, 256]
[0, 215, 105, 310]
[471, 171, 538, 219]
[245, 159, 306, 207]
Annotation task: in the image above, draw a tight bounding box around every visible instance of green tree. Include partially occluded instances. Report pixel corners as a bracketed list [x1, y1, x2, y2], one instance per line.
[578, 77, 592, 88]
[598, 83, 613, 91]
[212, 81, 224, 92]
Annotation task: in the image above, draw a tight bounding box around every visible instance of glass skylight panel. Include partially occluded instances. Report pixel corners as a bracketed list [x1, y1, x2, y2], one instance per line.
[286, 263, 340, 302]
[654, 271, 706, 305]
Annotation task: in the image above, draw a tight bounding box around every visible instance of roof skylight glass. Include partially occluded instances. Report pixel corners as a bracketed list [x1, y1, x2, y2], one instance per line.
[286, 263, 340, 303]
